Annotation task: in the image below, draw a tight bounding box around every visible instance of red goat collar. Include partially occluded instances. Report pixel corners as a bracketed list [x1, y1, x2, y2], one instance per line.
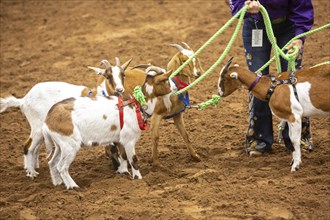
[172, 76, 189, 90]
[116, 96, 148, 131]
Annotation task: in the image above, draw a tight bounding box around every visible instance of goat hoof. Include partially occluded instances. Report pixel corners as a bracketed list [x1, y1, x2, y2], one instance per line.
[26, 170, 39, 179]
[291, 165, 300, 172]
[133, 175, 142, 180]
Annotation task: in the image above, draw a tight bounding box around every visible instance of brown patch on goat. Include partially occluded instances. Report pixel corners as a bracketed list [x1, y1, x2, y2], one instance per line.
[131, 155, 139, 170]
[269, 85, 296, 123]
[308, 65, 330, 112]
[23, 137, 32, 155]
[124, 67, 146, 94]
[45, 98, 75, 136]
[103, 115, 107, 120]
[119, 143, 128, 161]
[81, 87, 97, 97]
[110, 125, 117, 131]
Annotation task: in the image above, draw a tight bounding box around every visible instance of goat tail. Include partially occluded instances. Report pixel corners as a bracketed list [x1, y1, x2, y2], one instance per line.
[0, 95, 22, 113]
[42, 125, 54, 159]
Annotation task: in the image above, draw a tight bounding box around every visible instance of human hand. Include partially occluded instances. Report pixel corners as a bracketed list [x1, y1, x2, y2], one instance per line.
[287, 39, 303, 52]
[245, 0, 260, 14]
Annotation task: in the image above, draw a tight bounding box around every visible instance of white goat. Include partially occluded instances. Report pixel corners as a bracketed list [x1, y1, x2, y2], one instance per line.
[0, 58, 131, 178]
[217, 57, 330, 172]
[42, 67, 173, 189]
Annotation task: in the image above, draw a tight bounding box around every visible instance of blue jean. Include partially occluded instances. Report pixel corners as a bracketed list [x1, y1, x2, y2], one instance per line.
[242, 18, 307, 152]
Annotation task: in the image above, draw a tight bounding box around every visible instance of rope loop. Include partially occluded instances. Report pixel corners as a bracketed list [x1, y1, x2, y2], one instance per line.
[198, 95, 221, 110]
[165, 3, 329, 102]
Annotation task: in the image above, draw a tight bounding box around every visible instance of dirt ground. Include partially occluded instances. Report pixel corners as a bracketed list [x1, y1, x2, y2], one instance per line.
[0, 1, 329, 219]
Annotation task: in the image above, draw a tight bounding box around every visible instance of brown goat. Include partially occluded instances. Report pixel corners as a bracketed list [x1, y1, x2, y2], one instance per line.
[218, 57, 330, 172]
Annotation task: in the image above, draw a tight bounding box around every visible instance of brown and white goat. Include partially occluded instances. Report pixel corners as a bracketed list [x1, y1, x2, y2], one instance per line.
[42, 67, 173, 189]
[89, 42, 204, 167]
[0, 58, 131, 178]
[217, 57, 330, 172]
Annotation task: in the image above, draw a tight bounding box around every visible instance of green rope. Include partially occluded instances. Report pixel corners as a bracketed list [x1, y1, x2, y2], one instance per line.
[173, 6, 248, 95]
[311, 61, 330, 68]
[169, 5, 248, 79]
[258, 6, 282, 72]
[256, 23, 330, 74]
[133, 86, 146, 106]
[198, 95, 221, 110]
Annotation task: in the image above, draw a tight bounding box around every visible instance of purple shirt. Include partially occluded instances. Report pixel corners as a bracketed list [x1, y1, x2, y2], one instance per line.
[229, 0, 314, 37]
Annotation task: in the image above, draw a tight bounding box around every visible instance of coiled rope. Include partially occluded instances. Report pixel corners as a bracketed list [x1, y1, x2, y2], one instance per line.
[133, 5, 329, 109]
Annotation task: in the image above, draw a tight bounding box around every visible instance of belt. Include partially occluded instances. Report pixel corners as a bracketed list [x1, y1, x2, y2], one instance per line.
[271, 16, 287, 24]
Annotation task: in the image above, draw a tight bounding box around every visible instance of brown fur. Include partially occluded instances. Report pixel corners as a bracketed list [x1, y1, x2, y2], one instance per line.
[23, 137, 32, 155]
[277, 64, 330, 112]
[80, 87, 97, 97]
[45, 98, 75, 136]
[269, 85, 296, 123]
[110, 125, 117, 131]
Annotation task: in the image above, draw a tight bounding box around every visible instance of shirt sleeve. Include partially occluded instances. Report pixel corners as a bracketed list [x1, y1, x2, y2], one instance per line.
[229, 0, 246, 16]
[289, 0, 314, 40]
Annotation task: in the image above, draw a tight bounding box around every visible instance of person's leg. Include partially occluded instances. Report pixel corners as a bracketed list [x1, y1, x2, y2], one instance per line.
[242, 19, 273, 155]
[274, 20, 313, 151]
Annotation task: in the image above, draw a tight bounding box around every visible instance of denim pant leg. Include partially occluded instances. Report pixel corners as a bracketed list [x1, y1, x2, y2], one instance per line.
[242, 19, 273, 152]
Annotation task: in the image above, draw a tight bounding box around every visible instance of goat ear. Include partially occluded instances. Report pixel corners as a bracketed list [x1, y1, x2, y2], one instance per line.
[230, 72, 238, 79]
[155, 70, 172, 83]
[121, 58, 133, 71]
[181, 42, 192, 50]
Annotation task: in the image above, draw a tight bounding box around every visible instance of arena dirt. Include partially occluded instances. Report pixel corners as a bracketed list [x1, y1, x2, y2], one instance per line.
[0, 1, 329, 219]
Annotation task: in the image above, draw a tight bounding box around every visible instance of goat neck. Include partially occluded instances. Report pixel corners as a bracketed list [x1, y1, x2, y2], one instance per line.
[231, 66, 272, 101]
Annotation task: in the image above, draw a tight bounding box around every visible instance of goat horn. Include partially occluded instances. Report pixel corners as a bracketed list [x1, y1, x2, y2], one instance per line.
[146, 66, 165, 74]
[121, 58, 133, 71]
[181, 42, 192, 50]
[170, 43, 184, 52]
[100, 60, 112, 69]
[224, 57, 234, 70]
[131, 64, 152, 70]
[115, 57, 121, 67]
[87, 66, 106, 75]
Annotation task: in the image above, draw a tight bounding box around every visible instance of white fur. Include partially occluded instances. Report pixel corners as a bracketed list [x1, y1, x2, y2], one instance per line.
[145, 83, 154, 95]
[112, 66, 125, 93]
[162, 94, 172, 112]
[217, 75, 224, 97]
[230, 72, 238, 79]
